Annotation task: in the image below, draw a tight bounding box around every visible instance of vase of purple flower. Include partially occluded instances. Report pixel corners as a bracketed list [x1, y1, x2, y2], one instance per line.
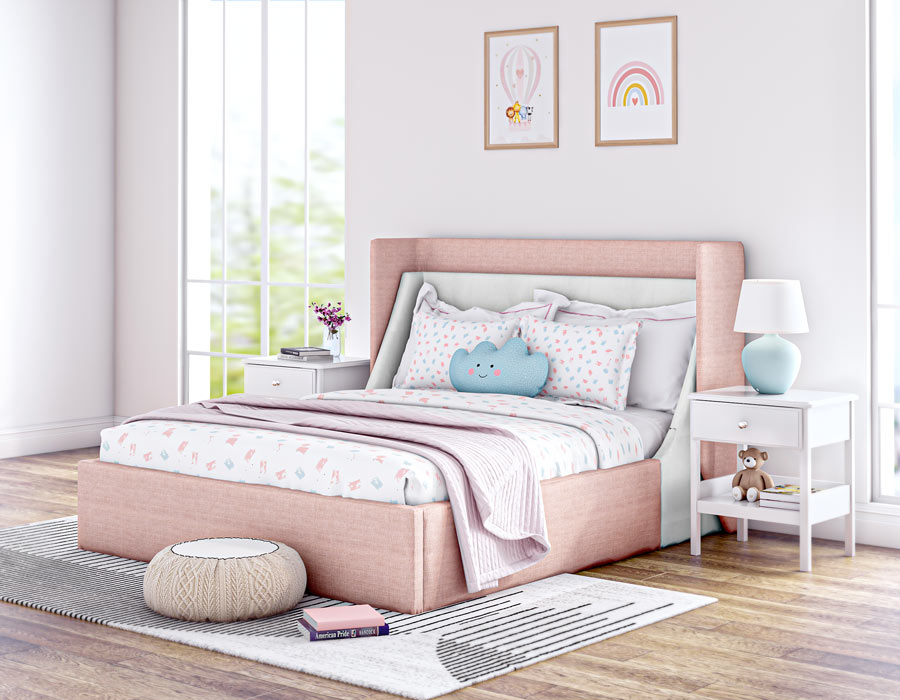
[310, 301, 351, 357]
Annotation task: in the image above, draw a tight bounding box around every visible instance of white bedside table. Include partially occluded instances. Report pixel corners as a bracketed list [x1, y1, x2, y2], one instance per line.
[689, 386, 857, 572]
[243, 356, 370, 398]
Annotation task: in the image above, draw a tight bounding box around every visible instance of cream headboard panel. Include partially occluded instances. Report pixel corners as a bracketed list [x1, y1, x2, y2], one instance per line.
[367, 271, 695, 390]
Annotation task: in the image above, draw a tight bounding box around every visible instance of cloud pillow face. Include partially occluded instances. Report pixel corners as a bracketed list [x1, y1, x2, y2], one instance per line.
[449, 338, 549, 397]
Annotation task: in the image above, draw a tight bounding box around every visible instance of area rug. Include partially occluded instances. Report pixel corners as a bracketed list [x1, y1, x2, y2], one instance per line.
[0, 518, 715, 699]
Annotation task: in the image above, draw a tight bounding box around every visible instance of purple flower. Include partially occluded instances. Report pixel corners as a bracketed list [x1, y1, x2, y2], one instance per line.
[309, 301, 351, 334]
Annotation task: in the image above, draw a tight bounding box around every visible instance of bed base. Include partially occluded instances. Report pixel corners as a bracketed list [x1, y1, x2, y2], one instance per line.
[78, 458, 660, 614]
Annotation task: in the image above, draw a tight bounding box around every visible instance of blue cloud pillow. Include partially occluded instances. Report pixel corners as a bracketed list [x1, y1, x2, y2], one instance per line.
[449, 338, 549, 397]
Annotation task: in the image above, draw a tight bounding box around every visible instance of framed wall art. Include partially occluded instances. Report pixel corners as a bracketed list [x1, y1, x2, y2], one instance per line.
[595, 16, 677, 146]
[484, 26, 559, 150]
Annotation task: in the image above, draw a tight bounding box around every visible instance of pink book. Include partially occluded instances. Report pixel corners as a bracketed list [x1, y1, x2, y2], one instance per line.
[303, 604, 385, 631]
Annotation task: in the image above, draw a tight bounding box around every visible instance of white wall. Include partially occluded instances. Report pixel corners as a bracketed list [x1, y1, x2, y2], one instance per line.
[114, 0, 182, 417]
[0, 0, 183, 452]
[0, 0, 116, 456]
[347, 1, 877, 541]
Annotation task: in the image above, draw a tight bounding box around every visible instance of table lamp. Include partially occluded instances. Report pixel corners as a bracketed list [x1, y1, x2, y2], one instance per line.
[733, 279, 809, 394]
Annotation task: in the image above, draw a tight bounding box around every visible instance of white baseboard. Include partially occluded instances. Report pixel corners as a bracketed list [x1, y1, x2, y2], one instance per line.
[0, 416, 120, 460]
[750, 506, 900, 550]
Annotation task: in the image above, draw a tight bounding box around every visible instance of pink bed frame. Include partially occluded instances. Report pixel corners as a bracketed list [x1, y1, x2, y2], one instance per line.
[78, 238, 744, 614]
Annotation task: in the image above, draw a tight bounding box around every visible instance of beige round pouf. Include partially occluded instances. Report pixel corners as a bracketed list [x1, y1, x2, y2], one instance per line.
[143, 538, 306, 622]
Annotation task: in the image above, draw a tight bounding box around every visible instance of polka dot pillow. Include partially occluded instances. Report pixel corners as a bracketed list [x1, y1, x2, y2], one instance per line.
[518, 316, 642, 410]
[391, 282, 559, 388]
[400, 317, 519, 390]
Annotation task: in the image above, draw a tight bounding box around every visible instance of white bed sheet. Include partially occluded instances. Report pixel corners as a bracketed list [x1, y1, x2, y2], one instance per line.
[100, 399, 671, 506]
[620, 406, 674, 458]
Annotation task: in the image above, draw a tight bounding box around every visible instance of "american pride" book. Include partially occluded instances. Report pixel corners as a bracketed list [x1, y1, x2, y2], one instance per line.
[298, 618, 390, 641]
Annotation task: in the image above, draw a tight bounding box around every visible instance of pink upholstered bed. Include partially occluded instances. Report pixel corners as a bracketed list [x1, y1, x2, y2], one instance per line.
[78, 238, 744, 614]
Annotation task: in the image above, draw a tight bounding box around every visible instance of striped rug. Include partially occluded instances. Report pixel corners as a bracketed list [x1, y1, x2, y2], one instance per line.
[0, 518, 715, 699]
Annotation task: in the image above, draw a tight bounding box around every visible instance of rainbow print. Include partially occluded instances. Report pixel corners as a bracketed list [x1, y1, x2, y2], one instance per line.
[607, 61, 664, 107]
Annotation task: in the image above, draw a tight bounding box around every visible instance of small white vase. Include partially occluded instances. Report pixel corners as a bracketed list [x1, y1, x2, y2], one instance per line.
[324, 330, 341, 357]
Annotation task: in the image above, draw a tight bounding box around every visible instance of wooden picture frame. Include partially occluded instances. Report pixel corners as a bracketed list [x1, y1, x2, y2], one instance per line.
[595, 16, 677, 146]
[484, 26, 559, 150]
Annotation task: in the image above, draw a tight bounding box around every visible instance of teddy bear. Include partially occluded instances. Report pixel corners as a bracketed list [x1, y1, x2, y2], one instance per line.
[732, 447, 775, 502]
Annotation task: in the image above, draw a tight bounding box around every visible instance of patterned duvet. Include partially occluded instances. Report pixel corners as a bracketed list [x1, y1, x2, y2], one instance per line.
[100, 389, 653, 507]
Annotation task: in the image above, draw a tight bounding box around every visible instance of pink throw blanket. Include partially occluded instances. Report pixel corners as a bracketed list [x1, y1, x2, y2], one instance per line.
[127, 393, 550, 592]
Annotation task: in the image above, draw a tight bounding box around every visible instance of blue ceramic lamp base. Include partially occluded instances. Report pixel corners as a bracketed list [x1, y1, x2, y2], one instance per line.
[741, 333, 801, 395]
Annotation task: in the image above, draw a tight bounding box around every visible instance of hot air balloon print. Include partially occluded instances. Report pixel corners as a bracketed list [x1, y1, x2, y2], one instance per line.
[499, 44, 542, 128]
[484, 26, 558, 149]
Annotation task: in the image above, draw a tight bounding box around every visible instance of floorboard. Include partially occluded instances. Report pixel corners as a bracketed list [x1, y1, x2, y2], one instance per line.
[1, 447, 898, 699]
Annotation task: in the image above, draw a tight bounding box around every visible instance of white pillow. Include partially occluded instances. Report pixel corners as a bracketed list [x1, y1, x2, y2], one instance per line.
[518, 316, 642, 410]
[534, 290, 696, 412]
[391, 283, 558, 387]
[399, 316, 519, 390]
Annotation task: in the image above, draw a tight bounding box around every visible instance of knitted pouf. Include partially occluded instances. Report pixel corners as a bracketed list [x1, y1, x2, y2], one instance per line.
[143, 538, 306, 622]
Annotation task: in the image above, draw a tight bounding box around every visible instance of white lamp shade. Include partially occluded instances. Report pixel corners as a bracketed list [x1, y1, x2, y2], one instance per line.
[733, 279, 809, 334]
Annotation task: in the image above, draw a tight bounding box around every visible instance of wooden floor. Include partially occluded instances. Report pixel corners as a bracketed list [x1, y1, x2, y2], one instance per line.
[1, 448, 900, 700]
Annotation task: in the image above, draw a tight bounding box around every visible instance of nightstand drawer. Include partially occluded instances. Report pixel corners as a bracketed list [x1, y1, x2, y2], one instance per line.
[690, 401, 801, 447]
[244, 364, 316, 398]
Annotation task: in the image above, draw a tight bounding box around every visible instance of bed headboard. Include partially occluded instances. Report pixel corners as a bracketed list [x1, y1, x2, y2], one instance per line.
[369, 238, 745, 396]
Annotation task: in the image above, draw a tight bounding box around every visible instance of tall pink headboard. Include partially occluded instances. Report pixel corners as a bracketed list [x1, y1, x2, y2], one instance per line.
[369, 238, 746, 489]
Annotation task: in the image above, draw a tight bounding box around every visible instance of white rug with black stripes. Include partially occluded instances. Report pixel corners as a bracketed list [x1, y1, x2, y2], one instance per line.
[0, 517, 715, 699]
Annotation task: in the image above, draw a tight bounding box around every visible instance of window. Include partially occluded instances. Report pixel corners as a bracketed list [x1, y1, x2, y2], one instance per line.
[183, 0, 345, 403]
[873, 0, 900, 501]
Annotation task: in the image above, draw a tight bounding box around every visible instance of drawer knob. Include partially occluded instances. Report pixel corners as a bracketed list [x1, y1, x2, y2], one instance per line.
[271, 379, 281, 387]
[737, 421, 748, 429]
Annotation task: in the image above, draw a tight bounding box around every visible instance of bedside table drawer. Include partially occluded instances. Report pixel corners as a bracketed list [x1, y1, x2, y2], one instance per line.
[244, 365, 316, 398]
[690, 401, 801, 448]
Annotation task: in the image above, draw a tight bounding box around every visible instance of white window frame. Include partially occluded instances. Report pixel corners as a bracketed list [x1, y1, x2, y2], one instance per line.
[180, 0, 344, 403]
[872, 0, 900, 505]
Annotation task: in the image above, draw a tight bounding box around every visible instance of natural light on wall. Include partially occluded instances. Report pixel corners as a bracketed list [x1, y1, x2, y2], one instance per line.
[874, 0, 900, 501]
[184, 0, 345, 403]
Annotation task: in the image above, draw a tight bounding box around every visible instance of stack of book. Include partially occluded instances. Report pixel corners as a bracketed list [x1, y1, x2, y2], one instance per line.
[298, 604, 389, 641]
[279, 346, 331, 362]
[759, 484, 822, 510]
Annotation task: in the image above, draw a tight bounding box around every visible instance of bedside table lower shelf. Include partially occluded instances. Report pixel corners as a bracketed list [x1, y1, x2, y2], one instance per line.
[696, 475, 851, 527]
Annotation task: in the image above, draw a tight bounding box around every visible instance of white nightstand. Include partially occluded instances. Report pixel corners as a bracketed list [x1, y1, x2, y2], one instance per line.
[243, 356, 370, 398]
[689, 386, 857, 572]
